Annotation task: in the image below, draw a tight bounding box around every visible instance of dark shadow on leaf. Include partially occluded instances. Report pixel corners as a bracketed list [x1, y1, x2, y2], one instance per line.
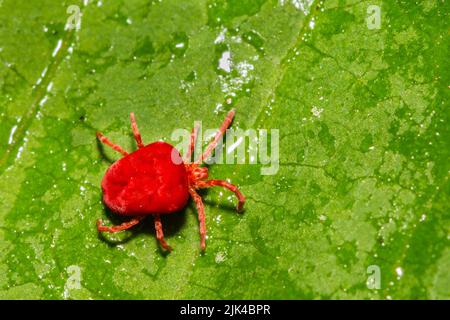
[129, 133, 139, 151]
[137, 210, 187, 238]
[98, 201, 188, 256]
[202, 199, 241, 213]
[197, 188, 244, 214]
[96, 138, 116, 164]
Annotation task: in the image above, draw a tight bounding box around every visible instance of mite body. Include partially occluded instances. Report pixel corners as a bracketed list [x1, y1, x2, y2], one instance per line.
[96, 110, 245, 251]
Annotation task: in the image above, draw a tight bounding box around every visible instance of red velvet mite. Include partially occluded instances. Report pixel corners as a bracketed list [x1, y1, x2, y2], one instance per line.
[96, 109, 245, 252]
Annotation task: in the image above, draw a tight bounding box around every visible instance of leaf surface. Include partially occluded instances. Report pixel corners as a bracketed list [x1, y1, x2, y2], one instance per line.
[0, 0, 448, 299]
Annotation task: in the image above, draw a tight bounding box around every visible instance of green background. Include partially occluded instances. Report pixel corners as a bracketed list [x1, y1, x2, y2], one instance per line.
[0, 0, 448, 299]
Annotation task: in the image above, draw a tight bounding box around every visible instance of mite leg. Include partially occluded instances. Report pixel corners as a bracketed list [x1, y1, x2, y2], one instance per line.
[153, 214, 173, 252]
[130, 112, 144, 148]
[189, 188, 207, 251]
[195, 109, 235, 164]
[96, 132, 129, 156]
[197, 179, 245, 212]
[184, 122, 200, 163]
[97, 216, 144, 233]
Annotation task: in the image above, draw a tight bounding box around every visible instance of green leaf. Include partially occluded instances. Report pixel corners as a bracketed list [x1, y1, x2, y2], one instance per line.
[0, 0, 448, 299]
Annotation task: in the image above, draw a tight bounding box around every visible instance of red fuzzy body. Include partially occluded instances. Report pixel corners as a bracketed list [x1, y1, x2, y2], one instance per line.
[101, 141, 189, 215]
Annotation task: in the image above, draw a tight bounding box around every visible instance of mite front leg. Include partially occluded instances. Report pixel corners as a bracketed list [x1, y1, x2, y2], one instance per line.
[96, 132, 129, 156]
[97, 216, 144, 233]
[197, 179, 245, 212]
[153, 214, 173, 252]
[189, 188, 207, 251]
[195, 109, 235, 164]
[130, 112, 144, 148]
[184, 122, 200, 163]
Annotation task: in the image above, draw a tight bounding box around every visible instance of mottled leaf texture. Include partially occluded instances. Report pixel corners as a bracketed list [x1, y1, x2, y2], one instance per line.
[0, 0, 448, 299]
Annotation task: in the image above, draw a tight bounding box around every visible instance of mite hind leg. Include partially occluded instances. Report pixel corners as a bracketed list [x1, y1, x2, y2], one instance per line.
[154, 214, 173, 252]
[97, 216, 144, 233]
[189, 188, 207, 251]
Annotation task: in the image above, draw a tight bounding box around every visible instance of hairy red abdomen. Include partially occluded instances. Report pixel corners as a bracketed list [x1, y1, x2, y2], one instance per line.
[101, 141, 189, 215]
